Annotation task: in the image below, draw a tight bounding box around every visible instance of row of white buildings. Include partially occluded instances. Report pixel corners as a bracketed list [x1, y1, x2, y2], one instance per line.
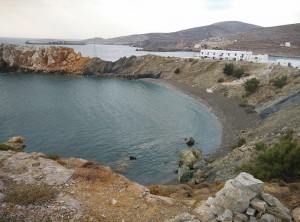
[195, 49, 300, 69]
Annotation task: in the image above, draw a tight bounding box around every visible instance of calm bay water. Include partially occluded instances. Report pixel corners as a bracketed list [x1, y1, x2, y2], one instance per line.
[0, 73, 221, 184]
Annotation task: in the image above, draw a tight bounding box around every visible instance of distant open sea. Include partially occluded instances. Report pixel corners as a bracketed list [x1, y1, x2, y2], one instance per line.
[0, 37, 196, 61]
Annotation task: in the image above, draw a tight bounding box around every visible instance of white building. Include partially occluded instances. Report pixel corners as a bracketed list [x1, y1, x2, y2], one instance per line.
[250, 54, 269, 62]
[271, 59, 300, 69]
[285, 42, 291, 47]
[198, 49, 253, 61]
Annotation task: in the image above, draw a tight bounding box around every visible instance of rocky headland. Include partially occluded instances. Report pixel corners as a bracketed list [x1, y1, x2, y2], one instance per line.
[0, 44, 300, 221]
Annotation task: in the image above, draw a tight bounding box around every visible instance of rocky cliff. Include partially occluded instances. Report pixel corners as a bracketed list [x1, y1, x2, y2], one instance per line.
[0, 44, 90, 74]
[0, 139, 299, 221]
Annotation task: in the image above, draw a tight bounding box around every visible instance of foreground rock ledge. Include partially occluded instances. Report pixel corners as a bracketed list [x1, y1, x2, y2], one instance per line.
[0, 148, 297, 221]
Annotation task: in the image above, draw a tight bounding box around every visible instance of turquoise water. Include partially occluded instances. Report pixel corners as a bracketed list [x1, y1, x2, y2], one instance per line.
[0, 73, 221, 184]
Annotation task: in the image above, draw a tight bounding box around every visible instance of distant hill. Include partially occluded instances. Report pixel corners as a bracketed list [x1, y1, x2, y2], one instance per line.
[202, 23, 300, 56]
[84, 21, 260, 51]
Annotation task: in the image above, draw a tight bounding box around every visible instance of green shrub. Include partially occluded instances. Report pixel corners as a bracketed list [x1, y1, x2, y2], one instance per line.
[233, 68, 245, 79]
[238, 138, 300, 182]
[0, 144, 15, 151]
[44, 154, 60, 160]
[4, 183, 58, 206]
[217, 78, 224, 83]
[223, 63, 234, 75]
[271, 76, 287, 88]
[255, 142, 267, 151]
[233, 137, 246, 148]
[244, 78, 260, 95]
[174, 68, 181, 74]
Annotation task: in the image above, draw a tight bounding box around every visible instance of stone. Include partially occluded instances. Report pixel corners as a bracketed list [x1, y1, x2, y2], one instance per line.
[260, 213, 276, 222]
[246, 207, 256, 216]
[192, 159, 207, 171]
[179, 149, 202, 168]
[261, 193, 292, 221]
[293, 207, 300, 222]
[233, 212, 248, 222]
[193, 205, 216, 222]
[211, 173, 262, 215]
[177, 165, 192, 183]
[186, 137, 195, 146]
[216, 209, 233, 221]
[5, 136, 26, 151]
[250, 198, 267, 213]
[248, 216, 258, 222]
[232, 172, 264, 193]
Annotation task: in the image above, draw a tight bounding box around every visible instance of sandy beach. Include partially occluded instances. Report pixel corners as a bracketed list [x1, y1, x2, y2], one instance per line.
[142, 78, 261, 157]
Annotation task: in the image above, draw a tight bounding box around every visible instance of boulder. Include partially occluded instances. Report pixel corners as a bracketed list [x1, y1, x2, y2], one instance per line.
[192, 159, 207, 171]
[233, 212, 248, 222]
[260, 213, 276, 222]
[193, 205, 216, 222]
[5, 136, 26, 151]
[177, 165, 192, 183]
[186, 137, 195, 146]
[210, 172, 263, 215]
[261, 193, 292, 221]
[293, 207, 300, 222]
[179, 148, 202, 168]
[250, 198, 267, 213]
[216, 209, 233, 222]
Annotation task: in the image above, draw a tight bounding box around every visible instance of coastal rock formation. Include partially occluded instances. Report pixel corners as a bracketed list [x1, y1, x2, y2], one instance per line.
[177, 148, 206, 183]
[193, 172, 293, 222]
[4, 136, 26, 151]
[0, 44, 89, 74]
[0, 150, 74, 185]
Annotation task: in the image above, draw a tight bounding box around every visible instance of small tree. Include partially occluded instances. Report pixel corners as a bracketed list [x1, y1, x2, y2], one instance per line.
[223, 63, 234, 75]
[271, 76, 287, 88]
[244, 78, 260, 95]
[233, 68, 245, 79]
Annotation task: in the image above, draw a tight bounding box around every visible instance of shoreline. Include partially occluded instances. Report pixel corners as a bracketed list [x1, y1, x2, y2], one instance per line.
[142, 78, 261, 158]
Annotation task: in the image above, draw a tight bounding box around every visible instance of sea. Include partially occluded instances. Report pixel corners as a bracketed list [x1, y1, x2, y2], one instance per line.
[0, 37, 221, 184]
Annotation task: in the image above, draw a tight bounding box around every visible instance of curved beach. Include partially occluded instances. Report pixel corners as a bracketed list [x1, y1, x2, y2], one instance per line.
[142, 78, 261, 157]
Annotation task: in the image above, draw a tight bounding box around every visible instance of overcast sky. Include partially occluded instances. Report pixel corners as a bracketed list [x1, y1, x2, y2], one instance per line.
[0, 0, 299, 39]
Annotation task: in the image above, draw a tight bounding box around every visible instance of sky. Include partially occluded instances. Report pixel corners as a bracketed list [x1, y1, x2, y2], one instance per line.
[0, 0, 299, 39]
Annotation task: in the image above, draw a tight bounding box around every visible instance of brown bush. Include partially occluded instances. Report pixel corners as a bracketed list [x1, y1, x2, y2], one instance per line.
[73, 161, 112, 182]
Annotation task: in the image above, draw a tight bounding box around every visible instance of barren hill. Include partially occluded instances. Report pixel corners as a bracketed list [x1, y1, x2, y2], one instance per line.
[202, 23, 300, 56]
[84, 21, 260, 51]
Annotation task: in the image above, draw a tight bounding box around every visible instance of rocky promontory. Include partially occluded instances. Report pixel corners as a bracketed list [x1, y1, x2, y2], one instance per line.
[0, 44, 89, 74]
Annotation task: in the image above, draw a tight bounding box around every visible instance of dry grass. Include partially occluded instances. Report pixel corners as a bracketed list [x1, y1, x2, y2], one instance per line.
[3, 183, 58, 206]
[73, 161, 112, 182]
[265, 182, 300, 210]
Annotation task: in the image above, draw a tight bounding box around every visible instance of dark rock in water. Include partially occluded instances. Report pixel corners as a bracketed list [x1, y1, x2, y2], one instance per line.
[129, 156, 137, 160]
[186, 137, 195, 146]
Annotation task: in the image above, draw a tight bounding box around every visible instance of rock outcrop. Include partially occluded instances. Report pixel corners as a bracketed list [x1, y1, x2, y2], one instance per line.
[0, 44, 89, 74]
[0, 150, 74, 185]
[177, 148, 207, 183]
[4, 136, 26, 151]
[193, 172, 293, 222]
